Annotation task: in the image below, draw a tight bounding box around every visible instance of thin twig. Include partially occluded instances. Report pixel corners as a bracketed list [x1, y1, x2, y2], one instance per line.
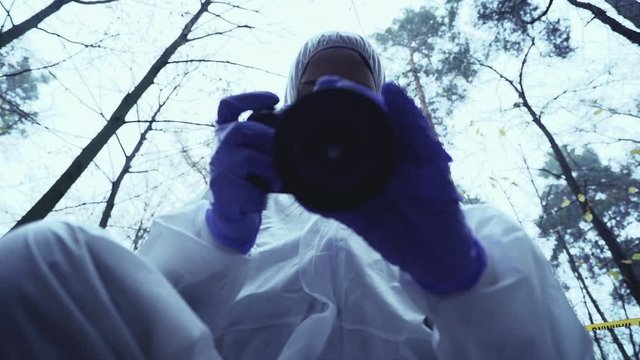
[1, 54, 72, 78]
[72, 0, 117, 5]
[186, 24, 253, 42]
[1, 34, 113, 78]
[0, 0, 16, 29]
[35, 26, 113, 48]
[125, 119, 215, 128]
[209, 1, 261, 14]
[52, 200, 106, 212]
[167, 58, 285, 77]
[46, 69, 105, 118]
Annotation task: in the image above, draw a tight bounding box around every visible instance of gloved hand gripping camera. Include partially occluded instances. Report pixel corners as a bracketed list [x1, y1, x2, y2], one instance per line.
[247, 87, 396, 212]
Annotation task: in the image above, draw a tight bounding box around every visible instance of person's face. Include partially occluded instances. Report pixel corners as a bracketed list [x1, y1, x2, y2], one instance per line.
[297, 48, 376, 98]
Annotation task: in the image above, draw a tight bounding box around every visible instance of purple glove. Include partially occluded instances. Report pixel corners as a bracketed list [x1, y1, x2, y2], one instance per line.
[205, 92, 282, 254]
[312, 76, 487, 295]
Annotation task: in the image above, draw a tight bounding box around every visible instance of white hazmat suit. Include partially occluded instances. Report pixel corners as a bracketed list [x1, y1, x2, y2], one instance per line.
[0, 32, 594, 360]
[140, 32, 595, 359]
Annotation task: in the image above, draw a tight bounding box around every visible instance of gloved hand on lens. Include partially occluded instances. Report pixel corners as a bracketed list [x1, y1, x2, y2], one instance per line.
[205, 79, 487, 296]
[205, 92, 282, 254]
[310, 76, 487, 295]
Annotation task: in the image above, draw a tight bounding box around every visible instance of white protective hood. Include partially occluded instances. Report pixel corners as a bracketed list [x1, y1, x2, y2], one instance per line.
[284, 31, 386, 104]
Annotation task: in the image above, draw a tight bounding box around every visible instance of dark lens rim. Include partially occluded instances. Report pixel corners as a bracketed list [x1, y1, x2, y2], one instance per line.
[273, 88, 396, 212]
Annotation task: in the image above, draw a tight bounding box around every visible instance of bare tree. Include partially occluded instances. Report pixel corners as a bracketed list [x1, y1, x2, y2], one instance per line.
[560, 234, 630, 358]
[130, 200, 154, 251]
[475, 39, 640, 306]
[1, 31, 116, 136]
[178, 139, 211, 186]
[0, 0, 117, 50]
[613, 282, 640, 358]
[10, 0, 256, 231]
[522, 152, 631, 358]
[99, 100, 163, 227]
[99, 73, 196, 228]
[1, 0, 119, 137]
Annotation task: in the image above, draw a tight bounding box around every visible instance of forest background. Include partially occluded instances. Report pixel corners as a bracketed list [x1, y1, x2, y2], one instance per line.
[1, 0, 639, 358]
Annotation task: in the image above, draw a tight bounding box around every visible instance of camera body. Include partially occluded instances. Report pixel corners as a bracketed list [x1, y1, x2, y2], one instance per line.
[247, 87, 396, 212]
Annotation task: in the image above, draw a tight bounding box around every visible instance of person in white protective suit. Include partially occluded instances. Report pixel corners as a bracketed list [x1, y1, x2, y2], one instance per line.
[0, 32, 595, 360]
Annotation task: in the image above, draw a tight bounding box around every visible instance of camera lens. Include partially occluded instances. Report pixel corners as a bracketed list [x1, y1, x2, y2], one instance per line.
[274, 88, 395, 212]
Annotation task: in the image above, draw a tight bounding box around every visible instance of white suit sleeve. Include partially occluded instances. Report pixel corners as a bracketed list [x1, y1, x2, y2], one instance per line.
[421, 205, 594, 360]
[137, 200, 252, 310]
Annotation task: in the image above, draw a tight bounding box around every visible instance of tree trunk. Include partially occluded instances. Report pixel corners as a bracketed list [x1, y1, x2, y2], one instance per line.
[10, 0, 212, 231]
[508, 42, 640, 304]
[480, 42, 640, 305]
[408, 49, 429, 118]
[527, 153, 629, 358]
[585, 298, 606, 359]
[558, 233, 630, 359]
[99, 121, 153, 228]
[408, 48, 437, 134]
[131, 218, 149, 251]
[613, 284, 639, 359]
[525, 103, 640, 306]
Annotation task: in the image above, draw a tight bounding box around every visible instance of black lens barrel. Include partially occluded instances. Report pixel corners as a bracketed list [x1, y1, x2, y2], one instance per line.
[248, 88, 396, 212]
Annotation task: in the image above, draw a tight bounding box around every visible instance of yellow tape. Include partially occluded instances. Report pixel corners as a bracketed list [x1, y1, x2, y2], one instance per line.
[586, 318, 640, 331]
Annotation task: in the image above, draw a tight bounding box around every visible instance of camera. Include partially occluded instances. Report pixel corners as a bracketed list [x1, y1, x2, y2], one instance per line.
[247, 87, 396, 212]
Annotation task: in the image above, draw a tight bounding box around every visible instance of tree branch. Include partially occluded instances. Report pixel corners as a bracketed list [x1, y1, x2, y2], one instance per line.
[539, 76, 611, 116]
[99, 79, 180, 228]
[574, 131, 640, 145]
[472, 56, 521, 95]
[484, 35, 640, 306]
[185, 24, 253, 42]
[517, 39, 535, 96]
[52, 200, 106, 212]
[0, 0, 70, 50]
[0, 90, 96, 148]
[617, 138, 640, 145]
[590, 105, 640, 120]
[526, 143, 631, 358]
[167, 58, 285, 77]
[524, 0, 554, 24]
[35, 26, 113, 48]
[566, 0, 640, 46]
[2, 53, 71, 78]
[72, 0, 116, 4]
[179, 142, 209, 186]
[0, 1, 16, 31]
[1, 32, 113, 79]
[206, 9, 250, 28]
[209, 1, 261, 14]
[125, 119, 215, 128]
[130, 198, 154, 251]
[114, 132, 128, 157]
[520, 146, 543, 201]
[0, 0, 119, 50]
[12, 0, 213, 229]
[538, 167, 565, 179]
